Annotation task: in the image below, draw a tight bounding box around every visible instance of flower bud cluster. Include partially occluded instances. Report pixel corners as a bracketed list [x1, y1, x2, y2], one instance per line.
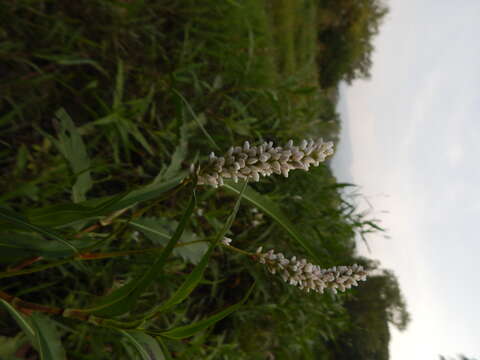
[256, 247, 367, 294]
[198, 139, 334, 187]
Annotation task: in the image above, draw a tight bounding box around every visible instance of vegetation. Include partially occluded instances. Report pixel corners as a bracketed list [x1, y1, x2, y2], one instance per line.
[0, 0, 405, 359]
[328, 263, 410, 359]
[316, 0, 389, 87]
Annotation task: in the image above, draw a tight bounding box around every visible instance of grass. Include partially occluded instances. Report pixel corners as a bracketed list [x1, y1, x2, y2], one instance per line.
[0, 1, 382, 359]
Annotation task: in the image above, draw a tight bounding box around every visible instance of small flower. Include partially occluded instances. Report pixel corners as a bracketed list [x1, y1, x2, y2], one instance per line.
[221, 237, 233, 246]
[251, 207, 264, 227]
[255, 248, 368, 294]
[197, 139, 334, 187]
[131, 231, 140, 242]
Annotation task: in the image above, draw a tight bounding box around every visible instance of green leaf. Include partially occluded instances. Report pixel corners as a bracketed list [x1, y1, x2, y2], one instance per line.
[30, 313, 66, 360]
[33, 54, 106, 75]
[120, 330, 165, 360]
[25, 193, 125, 228]
[218, 181, 248, 238]
[26, 174, 186, 228]
[172, 89, 219, 151]
[84, 189, 197, 317]
[0, 334, 26, 360]
[0, 232, 97, 262]
[0, 232, 44, 263]
[14, 144, 29, 177]
[53, 108, 93, 203]
[159, 283, 255, 339]
[0, 182, 39, 203]
[155, 122, 189, 182]
[0, 299, 35, 342]
[109, 173, 188, 212]
[131, 127, 154, 155]
[223, 181, 321, 263]
[156, 337, 172, 360]
[173, 239, 207, 265]
[0, 207, 78, 254]
[130, 218, 207, 264]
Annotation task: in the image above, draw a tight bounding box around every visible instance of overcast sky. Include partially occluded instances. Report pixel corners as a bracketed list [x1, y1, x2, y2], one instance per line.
[331, 0, 480, 359]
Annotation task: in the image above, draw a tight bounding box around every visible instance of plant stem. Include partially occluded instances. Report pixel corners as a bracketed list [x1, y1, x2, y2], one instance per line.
[1, 259, 72, 279]
[0, 240, 210, 279]
[222, 243, 256, 257]
[0, 290, 137, 328]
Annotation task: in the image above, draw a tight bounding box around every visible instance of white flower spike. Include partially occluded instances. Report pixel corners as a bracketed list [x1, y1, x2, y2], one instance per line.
[255, 247, 368, 294]
[197, 139, 334, 187]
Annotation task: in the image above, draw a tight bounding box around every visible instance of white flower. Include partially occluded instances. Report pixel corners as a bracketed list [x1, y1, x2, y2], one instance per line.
[197, 139, 334, 187]
[255, 247, 368, 294]
[221, 237, 233, 246]
[251, 208, 264, 227]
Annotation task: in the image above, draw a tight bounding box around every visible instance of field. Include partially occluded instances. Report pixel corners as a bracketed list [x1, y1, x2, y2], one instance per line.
[0, 1, 398, 359]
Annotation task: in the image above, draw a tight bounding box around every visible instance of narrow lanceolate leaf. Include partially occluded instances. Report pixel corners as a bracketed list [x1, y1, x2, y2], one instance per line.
[52, 108, 93, 203]
[156, 337, 172, 360]
[172, 89, 219, 151]
[120, 330, 165, 360]
[26, 174, 186, 228]
[223, 181, 321, 263]
[24, 193, 126, 228]
[155, 121, 189, 182]
[0, 299, 36, 342]
[82, 189, 196, 317]
[0, 207, 78, 255]
[159, 283, 255, 340]
[219, 181, 248, 240]
[144, 181, 248, 319]
[110, 172, 188, 211]
[30, 313, 66, 360]
[0, 232, 97, 263]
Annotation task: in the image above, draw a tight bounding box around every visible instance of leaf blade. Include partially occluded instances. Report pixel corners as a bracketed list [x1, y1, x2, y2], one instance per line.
[26, 174, 186, 228]
[120, 330, 165, 360]
[159, 283, 255, 340]
[53, 108, 93, 203]
[0, 208, 78, 254]
[0, 299, 35, 342]
[30, 313, 66, 360]
[0, 231, 97, 262]
[223, 182, 321, 263]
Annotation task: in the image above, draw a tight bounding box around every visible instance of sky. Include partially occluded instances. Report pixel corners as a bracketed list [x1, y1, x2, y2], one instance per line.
[330, 1, 480, 359]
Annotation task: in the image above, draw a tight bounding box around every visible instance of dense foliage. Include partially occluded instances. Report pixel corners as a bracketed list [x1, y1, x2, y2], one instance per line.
[316, 0, 389, 87]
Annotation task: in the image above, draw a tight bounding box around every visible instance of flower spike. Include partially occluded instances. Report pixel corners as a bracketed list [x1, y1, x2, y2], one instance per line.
[197, 139, 334, 187]
[255, 247, 368, 294]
